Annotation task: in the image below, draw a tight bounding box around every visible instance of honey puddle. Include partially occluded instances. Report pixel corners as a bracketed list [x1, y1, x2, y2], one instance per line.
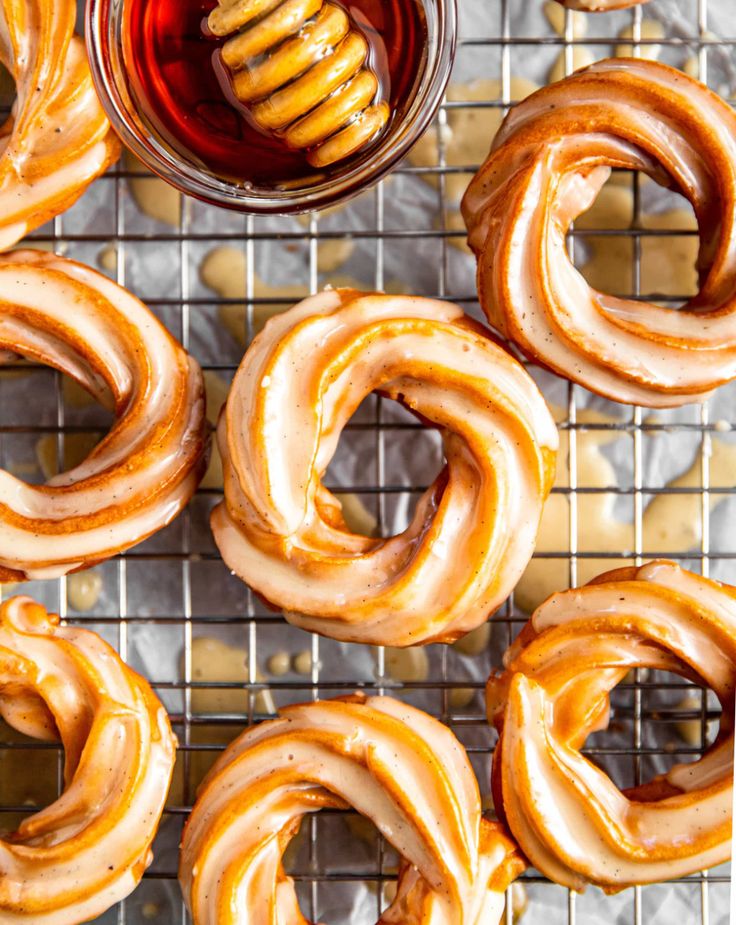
[408, 76, 540, 208]
[0, 721, 58, 834]
[575, 181, 699, 302]
[125, 151, 182, 227]
[36, 433, 101, 481]
[515, 406, 736, 613]
[169, 637, 276, 804]
[201, 245, 371, 349]
[201, 246, 309, 348]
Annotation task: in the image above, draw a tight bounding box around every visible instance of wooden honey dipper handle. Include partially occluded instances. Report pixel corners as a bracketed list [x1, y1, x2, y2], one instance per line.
[208, 0, 390, 168]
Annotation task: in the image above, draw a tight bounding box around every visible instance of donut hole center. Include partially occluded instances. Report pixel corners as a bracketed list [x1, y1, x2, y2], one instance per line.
[324, 395, 444, 539]
[0, 366, 113, 486]
[0, 709, 63, 836]
[582, 669, 721, 792]
[0, 62, 15, 128]
[284, 811, 399, 921]
[570, 170, 699, 310]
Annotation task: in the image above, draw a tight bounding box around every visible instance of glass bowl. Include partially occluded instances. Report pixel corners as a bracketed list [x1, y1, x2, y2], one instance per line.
[86, 0, 457, 214]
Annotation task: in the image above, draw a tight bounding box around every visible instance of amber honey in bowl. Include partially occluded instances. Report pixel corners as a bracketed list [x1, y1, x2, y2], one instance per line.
[123, 0, 428, 188]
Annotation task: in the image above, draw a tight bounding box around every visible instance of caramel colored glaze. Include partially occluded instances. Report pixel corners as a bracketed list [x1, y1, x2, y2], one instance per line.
[488, 562, 736, 890]
[179, 694, 524, 925]
[556, 0, 649, 9]
[0, 250, 208, 580]
[462, 58, 736, 407]
[515, 404, 736, 613]
[0, 596, 176, 924]
[209, 0, 389, 167]
[211, 288, 558, 647]
[0, 0, 120, 250]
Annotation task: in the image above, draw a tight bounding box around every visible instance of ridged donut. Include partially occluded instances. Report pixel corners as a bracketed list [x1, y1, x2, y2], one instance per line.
[462, 58, 736, 407]
[179, 694, 525, 925]
[0, 595, 176, 923]
[211, 288, 557, 647]
[486, 561, 736, 890]
[0, 250, 207, 580]
[0, 0, 120, 250]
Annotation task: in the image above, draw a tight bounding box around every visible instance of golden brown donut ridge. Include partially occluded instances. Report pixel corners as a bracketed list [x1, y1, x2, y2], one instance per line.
[487, 561, 736, 890]
[0, 250, 207, 580]
[463, 59, 736, 407]
[180, 694, 524, 924]
[211, 288, 558, 647]
[0, 0, 120, 250]
[0, 595, 176, 923]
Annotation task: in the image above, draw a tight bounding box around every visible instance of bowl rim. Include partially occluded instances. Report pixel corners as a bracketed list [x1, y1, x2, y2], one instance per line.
[85, 0, 458, 215]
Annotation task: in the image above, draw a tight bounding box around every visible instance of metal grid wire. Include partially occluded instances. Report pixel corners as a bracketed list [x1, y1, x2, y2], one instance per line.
[0, 0, 732, 922]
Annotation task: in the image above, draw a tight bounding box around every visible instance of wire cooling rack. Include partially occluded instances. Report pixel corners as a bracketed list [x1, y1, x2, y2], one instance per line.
[0, 0, 733, 922]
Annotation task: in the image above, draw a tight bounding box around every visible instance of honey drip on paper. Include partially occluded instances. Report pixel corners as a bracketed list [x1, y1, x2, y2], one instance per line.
[515, 407, 736, 613]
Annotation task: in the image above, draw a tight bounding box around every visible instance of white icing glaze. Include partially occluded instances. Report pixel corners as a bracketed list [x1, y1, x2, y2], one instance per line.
[0, 1, 119, 249]
[462, 58, 736, 407]
[0, 250, 207, 579]
[0, 595, 176, 923]
[487, 561, 736, 890]
[179, 694, 523, 925]
[211, 288, 557, 646]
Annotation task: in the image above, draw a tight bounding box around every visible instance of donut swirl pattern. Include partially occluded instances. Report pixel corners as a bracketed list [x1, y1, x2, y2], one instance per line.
[487, 561, 736, 890]
[180, 695, 524, 925]
[0, 595, 176, 924]
[0, 250, 207, 580]
[462, 59, 736, 407]
[0, 0, 120, 250]
[211, 289, 557, 647]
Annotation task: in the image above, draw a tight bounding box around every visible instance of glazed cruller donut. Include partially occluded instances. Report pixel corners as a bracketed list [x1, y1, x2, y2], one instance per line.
[0, 595, 176, 924]
[180, 694, 524, 925]
[463, 58, 736, 407]
[487, 561, 736, 890]
[0, 250, 207, 580]
[211, 288, 557, 647]
[0, 0, 120, 250]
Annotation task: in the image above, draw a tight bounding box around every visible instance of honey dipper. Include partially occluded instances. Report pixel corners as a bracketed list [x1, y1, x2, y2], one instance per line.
[208, 0, 391, 168]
